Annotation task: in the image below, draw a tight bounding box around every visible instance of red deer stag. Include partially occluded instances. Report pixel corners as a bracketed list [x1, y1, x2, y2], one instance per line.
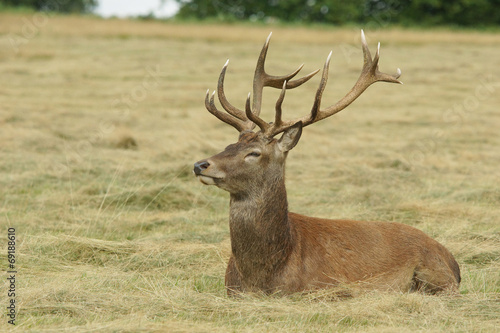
[194, 31, 460, 296]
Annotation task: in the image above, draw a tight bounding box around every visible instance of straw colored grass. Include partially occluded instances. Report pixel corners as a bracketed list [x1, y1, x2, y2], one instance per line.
[0, 13, 499, 332]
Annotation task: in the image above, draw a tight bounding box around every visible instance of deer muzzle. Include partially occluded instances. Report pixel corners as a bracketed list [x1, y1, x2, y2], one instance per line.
[193, 159, 220, 186]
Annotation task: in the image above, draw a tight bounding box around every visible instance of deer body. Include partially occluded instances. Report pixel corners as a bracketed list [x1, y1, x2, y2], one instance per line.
[227, 208, 460, 294]
[194, 32, 460, 295]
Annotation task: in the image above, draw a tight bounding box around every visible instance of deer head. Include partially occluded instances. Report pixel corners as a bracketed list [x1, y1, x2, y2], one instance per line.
[194, 31, 402, 196]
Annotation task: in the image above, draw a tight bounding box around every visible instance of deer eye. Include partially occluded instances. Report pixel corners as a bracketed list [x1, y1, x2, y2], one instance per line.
[245, 151, 261, 158]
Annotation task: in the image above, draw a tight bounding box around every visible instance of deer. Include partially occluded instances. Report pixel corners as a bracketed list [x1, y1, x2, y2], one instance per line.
[193, 31, 460, 296]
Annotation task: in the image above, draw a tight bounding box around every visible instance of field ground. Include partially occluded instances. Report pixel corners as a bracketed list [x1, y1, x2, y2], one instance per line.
[0, 13, 499, 332]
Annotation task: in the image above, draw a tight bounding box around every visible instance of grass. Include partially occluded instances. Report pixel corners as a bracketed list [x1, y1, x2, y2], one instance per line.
[1, 12, 499, 332]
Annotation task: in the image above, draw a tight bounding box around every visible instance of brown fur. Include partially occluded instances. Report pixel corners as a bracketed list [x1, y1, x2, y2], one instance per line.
[195, 132, 461, 296]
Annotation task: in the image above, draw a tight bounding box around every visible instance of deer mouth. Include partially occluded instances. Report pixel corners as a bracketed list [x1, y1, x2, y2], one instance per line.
[197, 175, 220, 186]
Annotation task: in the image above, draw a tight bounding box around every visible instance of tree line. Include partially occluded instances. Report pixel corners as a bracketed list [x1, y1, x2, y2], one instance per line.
[174, 0, 500, 27]
[2, 0, 499, 27]
[0, 0, 97, 13]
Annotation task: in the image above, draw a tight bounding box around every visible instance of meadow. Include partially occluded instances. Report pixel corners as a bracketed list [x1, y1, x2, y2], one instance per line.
[0, 13, 499, 332]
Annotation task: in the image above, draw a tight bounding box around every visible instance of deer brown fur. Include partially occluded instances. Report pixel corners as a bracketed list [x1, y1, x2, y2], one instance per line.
[194, 31, 460, 296]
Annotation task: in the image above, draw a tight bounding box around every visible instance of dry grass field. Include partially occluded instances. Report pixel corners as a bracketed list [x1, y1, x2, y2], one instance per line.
[0, 13, 499, 332]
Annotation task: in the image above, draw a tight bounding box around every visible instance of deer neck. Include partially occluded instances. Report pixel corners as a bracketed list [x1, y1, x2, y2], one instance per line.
[228, 172, 293, 287]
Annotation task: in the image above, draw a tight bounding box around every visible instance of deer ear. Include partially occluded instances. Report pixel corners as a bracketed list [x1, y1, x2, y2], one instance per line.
[277, 121, 303, 153]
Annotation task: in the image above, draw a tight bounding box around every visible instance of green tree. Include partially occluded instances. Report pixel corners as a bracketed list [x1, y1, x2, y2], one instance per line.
[175, 0, 500, 27]
[397, 0, 500, 26]
[0, 0, 97, 13]
[175, 0, 366, 24]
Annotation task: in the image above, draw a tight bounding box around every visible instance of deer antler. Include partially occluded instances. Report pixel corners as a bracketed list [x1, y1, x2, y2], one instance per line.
[205, 32, 319, 133]
[206, 30, 402, 137]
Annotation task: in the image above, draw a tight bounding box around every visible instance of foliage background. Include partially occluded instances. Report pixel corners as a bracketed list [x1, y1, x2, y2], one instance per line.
[0, 0, 97, 13]
[2, 0, 500, 27]
[174, 0, 500, 27]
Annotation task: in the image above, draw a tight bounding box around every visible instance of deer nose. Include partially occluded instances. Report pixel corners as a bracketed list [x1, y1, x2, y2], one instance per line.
[193, 160, 210, 176]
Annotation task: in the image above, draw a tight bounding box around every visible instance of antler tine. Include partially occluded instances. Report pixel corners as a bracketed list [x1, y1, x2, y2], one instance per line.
[264, 64, 320, 89]
[308, 51, 332, 125]
[205, 90, 252, 132]
[252, 32, 320, 117]
[217, 59, 247, 121]
[251, 31, 273, 116]
[361, 29, 372, 68]
[245, 93, 269, 133]
[283, 68, 321, 89]
[274, 81, 287, 128]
